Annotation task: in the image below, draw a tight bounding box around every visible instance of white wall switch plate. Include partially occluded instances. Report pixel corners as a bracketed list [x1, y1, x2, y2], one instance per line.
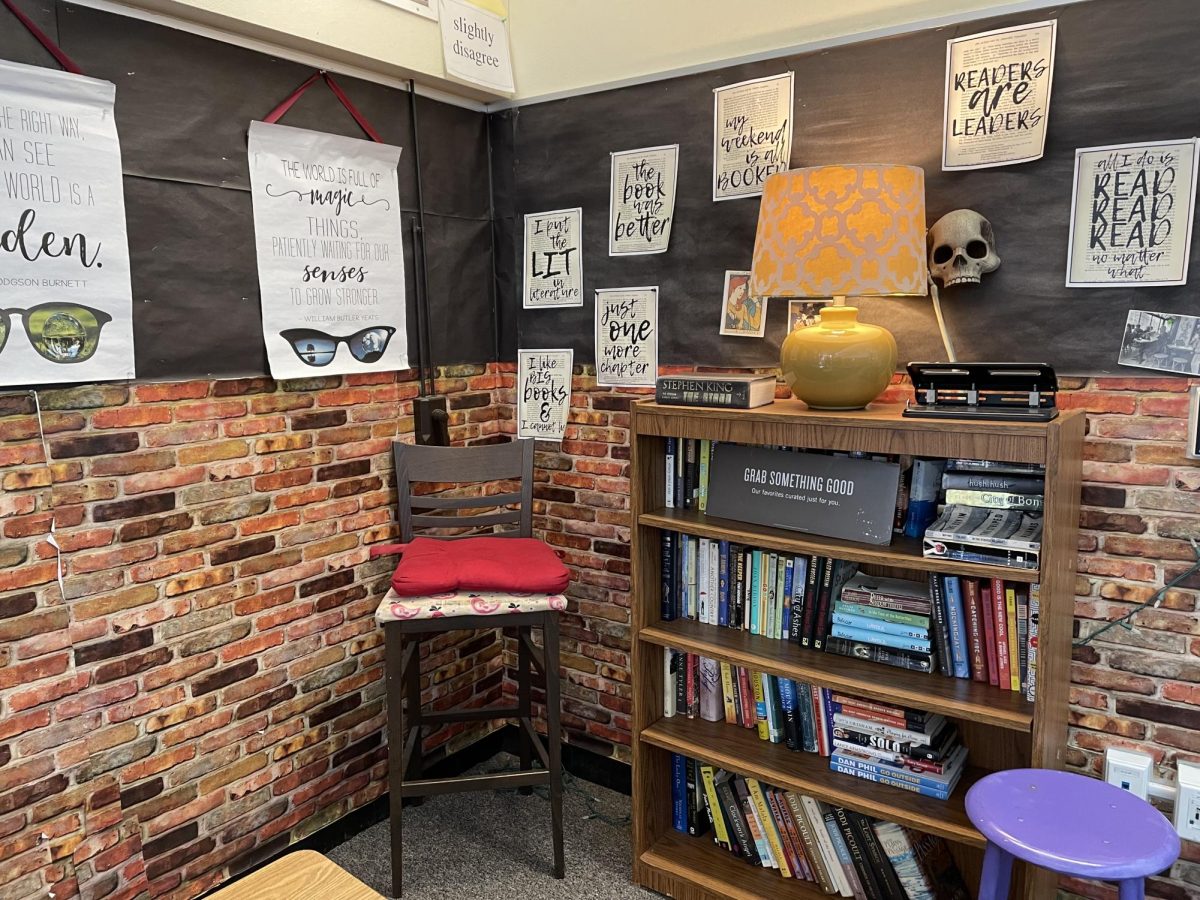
[1105, 747, 1153, 800]
[1174, 760, 1200, 841]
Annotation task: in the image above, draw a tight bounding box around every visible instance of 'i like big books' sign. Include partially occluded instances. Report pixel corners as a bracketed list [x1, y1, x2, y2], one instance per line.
[707, 445, 900, 545]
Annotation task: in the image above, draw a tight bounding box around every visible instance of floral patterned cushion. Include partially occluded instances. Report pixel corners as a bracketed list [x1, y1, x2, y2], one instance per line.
[375, 587, 567, 622]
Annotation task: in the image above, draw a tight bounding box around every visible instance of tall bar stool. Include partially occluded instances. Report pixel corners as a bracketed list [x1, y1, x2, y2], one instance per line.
[371, 439, 566, 898]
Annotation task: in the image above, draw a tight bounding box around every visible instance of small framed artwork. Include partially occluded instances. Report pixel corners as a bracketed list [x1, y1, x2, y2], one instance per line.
[1118, 309, 1200, 376]
[719, 271, 766, 337]
[787, 299, 829, 333]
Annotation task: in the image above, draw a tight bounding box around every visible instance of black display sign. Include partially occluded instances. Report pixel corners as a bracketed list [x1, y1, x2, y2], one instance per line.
[707, 445, 900, 545]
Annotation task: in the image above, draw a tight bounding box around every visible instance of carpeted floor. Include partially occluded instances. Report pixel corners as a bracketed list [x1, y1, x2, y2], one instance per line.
[329, 754, 656, 899]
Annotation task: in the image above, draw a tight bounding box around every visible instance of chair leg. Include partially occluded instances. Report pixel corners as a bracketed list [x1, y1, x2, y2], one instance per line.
[543, 614, 564, 879]
[1118, 880, 1145, 900]
[384, 626, 406, 899]
[517, 625, 533, 795]
[977, 842, 1014, 900]
[405, 634, 424, 789]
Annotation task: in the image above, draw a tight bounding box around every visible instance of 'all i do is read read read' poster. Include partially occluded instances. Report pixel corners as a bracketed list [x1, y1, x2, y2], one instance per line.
[247, 121, 408, 379]
[0, 59, 134, 386]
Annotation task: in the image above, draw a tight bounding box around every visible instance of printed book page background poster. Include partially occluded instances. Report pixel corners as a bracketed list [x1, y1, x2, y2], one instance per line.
[1066, 138, 1199, 287]
[0, 60, 134, 386]
[712, 72, 794, 201]
[517, 349, 572, 441]
[595, 287, 658, 387]
[942, 20, 1056, 171]
[609, 145, 678, 256]
[439, 0, 515, 93]
[523, 207, 583, 308]
[247, 121, 407, 379]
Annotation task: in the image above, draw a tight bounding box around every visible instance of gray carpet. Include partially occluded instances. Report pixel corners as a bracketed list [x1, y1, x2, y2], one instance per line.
[329, 754, 656, 899]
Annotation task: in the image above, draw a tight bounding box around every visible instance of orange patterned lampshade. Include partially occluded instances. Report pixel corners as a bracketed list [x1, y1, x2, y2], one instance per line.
[749, 164, 928, 298]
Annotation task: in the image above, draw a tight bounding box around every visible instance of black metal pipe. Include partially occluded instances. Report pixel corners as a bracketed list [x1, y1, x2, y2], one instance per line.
[408, 79, 435, 396]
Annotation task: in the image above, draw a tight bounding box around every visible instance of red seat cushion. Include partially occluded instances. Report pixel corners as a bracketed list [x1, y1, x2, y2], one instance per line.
[390, 536, 570, 597]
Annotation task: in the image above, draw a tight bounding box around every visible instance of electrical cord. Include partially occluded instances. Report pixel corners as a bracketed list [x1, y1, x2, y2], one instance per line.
[479, 763, 631, 828]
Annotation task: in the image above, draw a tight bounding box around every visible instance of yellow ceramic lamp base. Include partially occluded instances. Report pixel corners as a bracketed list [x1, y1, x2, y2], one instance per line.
[780, 305, 897, 410]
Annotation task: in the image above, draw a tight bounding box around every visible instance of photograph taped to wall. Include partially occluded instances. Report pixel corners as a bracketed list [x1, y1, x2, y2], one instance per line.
[0, 60, 135, 386]
[517, 348, 572, 441]
[595, 286, 657, 387]
[787, 299, 829, 333]
[523, 207, 583, 308]
[719, 271, 766, 337]
[713, 71, 794, 201]
[942, 20, 1056, 170]
[609, 144, 678, 255]
[374, 0, 437, 19]
[1066, 138, 1200, 287]
[1118, 309, 1200, 376]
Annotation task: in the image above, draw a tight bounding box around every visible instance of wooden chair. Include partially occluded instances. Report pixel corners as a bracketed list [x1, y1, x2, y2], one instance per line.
[371, 439, 565, 898]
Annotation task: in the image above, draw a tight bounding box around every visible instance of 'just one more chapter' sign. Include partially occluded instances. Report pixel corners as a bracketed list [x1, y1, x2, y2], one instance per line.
[706, 445, 900, 545]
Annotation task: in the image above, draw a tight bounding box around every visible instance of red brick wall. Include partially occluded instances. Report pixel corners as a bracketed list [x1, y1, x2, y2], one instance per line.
[0, 366, 506, 900]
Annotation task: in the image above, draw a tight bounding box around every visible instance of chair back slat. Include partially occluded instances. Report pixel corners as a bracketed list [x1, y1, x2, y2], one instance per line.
[394, 439, 534, 542]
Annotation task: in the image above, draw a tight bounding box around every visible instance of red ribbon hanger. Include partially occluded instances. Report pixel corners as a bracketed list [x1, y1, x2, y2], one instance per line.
[2, 0, 84, 75]
[264, 70, 384, 143]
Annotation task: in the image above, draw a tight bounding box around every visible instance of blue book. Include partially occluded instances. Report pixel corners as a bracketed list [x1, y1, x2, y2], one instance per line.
[831, 611, 928, 640]
[717, 541, 730, 627]
[942, 576, 970, 679]
[782, 558, 794, 638]
[672, 752, 687, 831]
[749, 550, 762, 635]
[831, 625, 933, 654]
[661, 531, 676, 621]
[821, 808, 861, 895]
[830, 745, 965, 800]
[778, 677, 798, 751]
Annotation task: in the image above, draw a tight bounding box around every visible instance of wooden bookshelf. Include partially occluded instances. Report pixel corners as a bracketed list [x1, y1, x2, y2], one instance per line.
[630, 400, 1083, 900]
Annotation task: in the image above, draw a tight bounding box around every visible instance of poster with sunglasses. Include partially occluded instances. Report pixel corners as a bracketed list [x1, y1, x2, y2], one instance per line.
[0, 60, 134, 386]
[247, 121, 407, 378]
[594, 287, 657, 388]
[517, 349, 572, 442]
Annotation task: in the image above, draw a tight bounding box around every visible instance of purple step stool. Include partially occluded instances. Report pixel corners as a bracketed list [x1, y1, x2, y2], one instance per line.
[966, 769, 1180, 900]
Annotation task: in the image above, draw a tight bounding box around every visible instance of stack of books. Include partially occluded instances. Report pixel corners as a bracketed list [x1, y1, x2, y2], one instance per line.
[922, 459, 1046, 570]
[664, 437, 715, 512]
[830, 573, 934, 674]
[828, 695, 967, 801]
[671, 754, 971, 897]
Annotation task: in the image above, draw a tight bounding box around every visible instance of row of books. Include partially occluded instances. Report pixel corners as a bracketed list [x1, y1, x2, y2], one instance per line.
[664, 660, 969, 802]
[660, 530, 1039, 701]
[671, 755, 970, 899]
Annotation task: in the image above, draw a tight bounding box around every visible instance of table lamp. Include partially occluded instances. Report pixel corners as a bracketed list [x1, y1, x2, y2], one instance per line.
[749, 164, 928, 409]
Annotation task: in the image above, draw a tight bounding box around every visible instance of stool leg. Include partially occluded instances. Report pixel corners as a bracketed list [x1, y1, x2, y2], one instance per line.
[384, 626, 406, 899]
[977, 842, 1014, 900]
[1118, 880, 1145, 900]
[543, 615, 564, 878]
[517, 625, 533, 795]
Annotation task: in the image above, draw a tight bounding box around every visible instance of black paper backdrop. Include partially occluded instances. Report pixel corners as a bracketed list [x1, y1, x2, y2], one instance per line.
[0, 2, 495, 380]
[498, 0, 1200, 375]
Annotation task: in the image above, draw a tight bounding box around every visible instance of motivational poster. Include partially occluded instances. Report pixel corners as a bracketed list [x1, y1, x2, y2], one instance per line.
[247, 121, 407, 379]
[1067, 139, 1199, 287]
[439, 0, 514, 93]
[609, 144, 678, 256]
[594, 287, 658, 388]
[0, 60, 134, 386]
[942, 20, 1056, 171]
[517, 349, 572, 442]
[712, 72, 794, 201]
[523, 207, 583, 308]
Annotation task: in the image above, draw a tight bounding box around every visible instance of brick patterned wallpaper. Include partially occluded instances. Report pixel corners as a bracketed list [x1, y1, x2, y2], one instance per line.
[4, 365, 1200, 899]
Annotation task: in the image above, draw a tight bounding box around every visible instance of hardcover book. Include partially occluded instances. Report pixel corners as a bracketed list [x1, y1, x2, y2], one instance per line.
[655, 374, 776, 409]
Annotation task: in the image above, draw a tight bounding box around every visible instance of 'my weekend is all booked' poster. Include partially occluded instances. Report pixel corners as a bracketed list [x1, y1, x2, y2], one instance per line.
[609, 145, 678, 256]
[523, 207, 582, 308]
[942, 20, 1056, 171]
[1067, 138, 1200, 287]
[247, 121, 407, 379]
[0, 60, 134, 386]
[594, 287, 657, 388]
[517, 349, 572, 442]
[712, 72, 794, 201]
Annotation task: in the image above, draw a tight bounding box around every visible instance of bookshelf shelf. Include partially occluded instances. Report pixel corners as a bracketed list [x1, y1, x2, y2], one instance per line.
[643, 716, 986, 848]
[640, 618, 1036, 732]
[630, 400, 1084, 900]
[640, 506, 1041, 583]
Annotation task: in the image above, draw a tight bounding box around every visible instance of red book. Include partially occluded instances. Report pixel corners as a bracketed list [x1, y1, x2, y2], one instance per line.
[962, 578, 988, 683]
[737, 666, 757, 728]
[812, 689, 829, 756]
[836, 704, 910, 730]
[990, 576, 1011, 691]
[981, 586, 999, 687]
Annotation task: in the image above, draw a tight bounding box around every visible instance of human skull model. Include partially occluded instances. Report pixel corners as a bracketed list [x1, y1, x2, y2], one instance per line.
[927, 209, 1000, 288]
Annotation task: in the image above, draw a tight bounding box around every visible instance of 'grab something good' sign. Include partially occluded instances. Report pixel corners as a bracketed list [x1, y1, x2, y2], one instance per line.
[706, 445, 900, 545]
